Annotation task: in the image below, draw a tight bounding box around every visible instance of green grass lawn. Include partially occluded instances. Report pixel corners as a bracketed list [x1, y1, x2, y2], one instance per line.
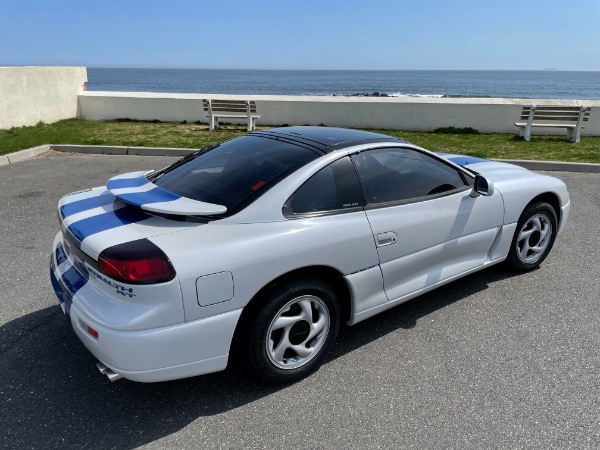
[1, 119, 599, 163]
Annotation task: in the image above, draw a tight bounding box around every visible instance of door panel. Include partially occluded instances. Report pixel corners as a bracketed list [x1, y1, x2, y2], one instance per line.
[364, 189, 504, 301]
[379, 227, 499, 301]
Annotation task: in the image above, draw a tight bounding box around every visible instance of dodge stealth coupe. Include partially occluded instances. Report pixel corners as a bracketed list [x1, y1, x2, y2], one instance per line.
[50, 126, 570, 383]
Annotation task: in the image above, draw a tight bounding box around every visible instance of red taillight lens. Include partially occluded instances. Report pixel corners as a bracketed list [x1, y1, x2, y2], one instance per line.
[98, 239, 176, 285]
[99, 257, 172, 282]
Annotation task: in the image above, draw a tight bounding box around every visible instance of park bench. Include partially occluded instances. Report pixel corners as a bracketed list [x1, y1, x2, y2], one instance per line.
[515, 105, 591, 143]
[202, 99, 261, 131]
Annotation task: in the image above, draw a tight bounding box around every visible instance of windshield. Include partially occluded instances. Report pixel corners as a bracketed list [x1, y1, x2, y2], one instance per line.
[151, 136, 320, 216]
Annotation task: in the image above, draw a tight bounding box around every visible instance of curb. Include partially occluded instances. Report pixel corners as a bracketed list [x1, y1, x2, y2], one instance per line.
[50, 144, 194, 157]
[0, 145, 50, 166]
[1, 143, 600, 174]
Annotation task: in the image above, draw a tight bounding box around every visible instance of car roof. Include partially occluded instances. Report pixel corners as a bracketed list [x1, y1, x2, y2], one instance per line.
[251, 126, 406, 154]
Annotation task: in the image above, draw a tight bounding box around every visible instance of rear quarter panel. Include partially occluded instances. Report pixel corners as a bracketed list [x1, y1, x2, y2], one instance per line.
[150, 211, 379, 322]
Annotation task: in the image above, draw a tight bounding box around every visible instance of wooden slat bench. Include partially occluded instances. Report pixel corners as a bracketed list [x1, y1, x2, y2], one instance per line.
[515, 105, 591, 143]
[202, 99, 261, 131]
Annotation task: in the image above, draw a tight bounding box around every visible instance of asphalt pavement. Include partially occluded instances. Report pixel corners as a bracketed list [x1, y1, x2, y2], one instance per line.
[0, 153, 598, 449]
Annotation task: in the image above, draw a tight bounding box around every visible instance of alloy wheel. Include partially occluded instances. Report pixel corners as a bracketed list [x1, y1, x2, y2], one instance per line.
[265, 295, 330, 370]
[516, 213, 553, 264]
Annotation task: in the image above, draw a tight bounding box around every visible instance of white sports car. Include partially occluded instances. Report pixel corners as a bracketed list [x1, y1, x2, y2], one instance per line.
[50, 127, 570, 383]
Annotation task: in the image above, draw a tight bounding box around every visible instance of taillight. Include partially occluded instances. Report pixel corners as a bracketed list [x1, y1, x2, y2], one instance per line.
[98, 239, 176, 285]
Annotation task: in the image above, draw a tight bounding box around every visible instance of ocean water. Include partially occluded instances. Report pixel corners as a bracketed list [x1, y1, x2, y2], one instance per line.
[87, 68, 600, 100]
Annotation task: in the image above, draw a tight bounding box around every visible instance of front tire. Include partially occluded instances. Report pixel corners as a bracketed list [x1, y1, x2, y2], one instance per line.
[245, 279, 340, 383]
[506, 201, 557, 271]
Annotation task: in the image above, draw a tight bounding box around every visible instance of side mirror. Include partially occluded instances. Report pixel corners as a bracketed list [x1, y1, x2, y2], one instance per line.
[470, 174, 494, 197]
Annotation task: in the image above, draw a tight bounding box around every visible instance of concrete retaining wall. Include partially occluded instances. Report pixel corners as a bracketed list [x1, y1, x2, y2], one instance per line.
[79, 91, 600, 136]
[0, 66, 87, 130]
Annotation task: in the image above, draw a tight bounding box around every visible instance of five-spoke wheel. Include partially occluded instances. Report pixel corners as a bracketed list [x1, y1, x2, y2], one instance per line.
[266, 295, 330, 370]
[507, 202, 557, 271]
[516, 214, 553, 264]
[244, 279, 340, 383]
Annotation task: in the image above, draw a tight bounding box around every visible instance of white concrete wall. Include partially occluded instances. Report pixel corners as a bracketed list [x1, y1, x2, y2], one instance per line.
[0, 66, 87, 130]
[79, 91, 600, 136]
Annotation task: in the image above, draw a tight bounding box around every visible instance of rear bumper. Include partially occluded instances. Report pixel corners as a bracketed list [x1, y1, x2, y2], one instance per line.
[50, 232, 243, 382]
[68, 303, 242, 382]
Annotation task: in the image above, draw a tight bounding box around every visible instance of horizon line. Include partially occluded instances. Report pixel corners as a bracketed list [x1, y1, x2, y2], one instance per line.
[84, 67, 600, 72]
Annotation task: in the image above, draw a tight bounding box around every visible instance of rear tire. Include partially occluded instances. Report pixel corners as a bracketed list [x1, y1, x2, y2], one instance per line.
[506, 201, 557, 271]
[244, 279, 340, 383]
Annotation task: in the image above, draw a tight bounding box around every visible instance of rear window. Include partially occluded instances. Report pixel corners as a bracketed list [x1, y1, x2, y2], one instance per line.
[150, 136, 320, 215]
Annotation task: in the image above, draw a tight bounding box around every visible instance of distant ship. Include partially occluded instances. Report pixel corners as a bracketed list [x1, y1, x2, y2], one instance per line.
[545, 68, 558, 71]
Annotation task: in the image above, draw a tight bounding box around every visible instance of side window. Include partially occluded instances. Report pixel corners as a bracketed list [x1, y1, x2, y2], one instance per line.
[284, 157, 364, 216]
[352, 148, 467, 204]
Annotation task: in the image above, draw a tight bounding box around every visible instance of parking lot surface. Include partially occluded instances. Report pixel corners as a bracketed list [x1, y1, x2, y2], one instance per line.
[0, 153, 598, 449]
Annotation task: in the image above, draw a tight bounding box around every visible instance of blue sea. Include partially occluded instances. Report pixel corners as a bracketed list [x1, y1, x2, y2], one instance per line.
[87, 68, 600, 100]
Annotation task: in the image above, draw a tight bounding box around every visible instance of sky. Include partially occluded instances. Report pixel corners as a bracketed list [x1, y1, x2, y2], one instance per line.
[1, 0, 599, 71]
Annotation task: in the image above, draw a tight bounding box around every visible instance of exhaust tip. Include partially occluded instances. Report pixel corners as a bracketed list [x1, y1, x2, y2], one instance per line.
[96, 362, 123, 382]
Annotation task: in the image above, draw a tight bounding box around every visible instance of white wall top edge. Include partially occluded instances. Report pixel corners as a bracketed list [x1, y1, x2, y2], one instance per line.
[79, 91, 600, 106]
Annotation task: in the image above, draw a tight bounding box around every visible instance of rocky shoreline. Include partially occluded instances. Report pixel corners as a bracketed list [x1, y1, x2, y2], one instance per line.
[335, 92, 491, 98]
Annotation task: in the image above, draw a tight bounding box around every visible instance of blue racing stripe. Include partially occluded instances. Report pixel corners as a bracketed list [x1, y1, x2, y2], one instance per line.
[55, 243, 67, 265]
[447, 156, 488, 166]
[106, 176, 149, 190]
[49, 266, 64, 304]
[67, 205, 151, 243]
[61, 265, 88, 294]
[116, 186, 180, 207]
[61, 192, 115, 218]
[61, 222, 83, 251]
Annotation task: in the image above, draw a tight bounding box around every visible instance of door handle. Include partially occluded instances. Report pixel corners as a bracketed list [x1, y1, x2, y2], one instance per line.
[375, 231, 398, 248]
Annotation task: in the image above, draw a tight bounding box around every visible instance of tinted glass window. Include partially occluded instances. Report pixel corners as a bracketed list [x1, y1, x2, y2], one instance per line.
[352, 148, 466, 204]
[151, 136, 320, 215]
[286, 157, 364, 215]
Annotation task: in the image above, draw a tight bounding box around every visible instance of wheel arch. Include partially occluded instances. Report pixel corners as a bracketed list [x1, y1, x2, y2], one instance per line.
[506, 191, 561, 271]
[525, 192, 561, 224]
[229, 265, 352, 356]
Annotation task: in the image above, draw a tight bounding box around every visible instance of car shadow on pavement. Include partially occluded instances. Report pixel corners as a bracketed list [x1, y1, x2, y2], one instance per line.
[0, 266, 517, 449]
[330, 265, 520, 356]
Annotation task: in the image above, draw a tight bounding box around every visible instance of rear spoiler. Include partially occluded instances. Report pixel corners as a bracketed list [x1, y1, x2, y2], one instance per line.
[106, 171, 227, 216]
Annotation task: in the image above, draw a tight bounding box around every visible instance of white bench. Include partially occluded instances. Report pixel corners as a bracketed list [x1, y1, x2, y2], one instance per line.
[202, 99, 261, 131]
[515, 105, 591, 143]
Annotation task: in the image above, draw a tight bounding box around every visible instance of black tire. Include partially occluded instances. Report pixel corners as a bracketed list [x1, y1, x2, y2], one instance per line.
[506, 201, 557, 271]
[244, 278, 340, 383]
